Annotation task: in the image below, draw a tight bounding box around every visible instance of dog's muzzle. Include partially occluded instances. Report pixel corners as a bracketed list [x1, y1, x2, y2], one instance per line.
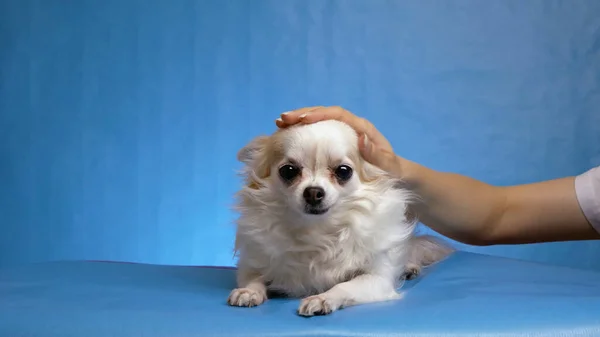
[304, 205, 329, 215]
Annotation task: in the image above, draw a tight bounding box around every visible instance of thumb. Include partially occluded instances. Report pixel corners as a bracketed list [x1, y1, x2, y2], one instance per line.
[358, 133, 401, 175]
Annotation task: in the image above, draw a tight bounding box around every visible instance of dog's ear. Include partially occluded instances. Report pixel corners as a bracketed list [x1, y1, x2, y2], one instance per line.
[237, 135, 270, 165]
[357, 160, 387, 183]
[237, 135, 273, 180]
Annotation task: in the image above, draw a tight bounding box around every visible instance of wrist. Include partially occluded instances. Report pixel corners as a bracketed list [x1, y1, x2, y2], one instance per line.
[394, 157, 429, 190]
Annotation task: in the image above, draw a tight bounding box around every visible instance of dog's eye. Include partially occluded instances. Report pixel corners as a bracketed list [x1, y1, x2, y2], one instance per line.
[334, 165, 353, 182]
[278, 164, 301, 182]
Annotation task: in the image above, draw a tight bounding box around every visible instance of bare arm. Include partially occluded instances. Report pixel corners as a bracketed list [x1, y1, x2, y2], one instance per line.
[401, 159, 599, 245]
[278, 106, 600, 245]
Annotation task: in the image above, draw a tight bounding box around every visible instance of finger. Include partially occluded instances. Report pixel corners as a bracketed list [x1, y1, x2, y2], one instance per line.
[355, 117, 394, 153]
[280, 105, 352, 127]
[275, 117, 286, 128]
[298, 106, 358, 126]
[358, 133, 401, 177]
[301, 108, 388, 149]
[279, 106, 324, 126]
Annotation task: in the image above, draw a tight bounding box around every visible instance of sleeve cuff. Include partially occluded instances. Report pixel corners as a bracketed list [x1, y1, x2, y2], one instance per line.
[575, 166, 600, 233]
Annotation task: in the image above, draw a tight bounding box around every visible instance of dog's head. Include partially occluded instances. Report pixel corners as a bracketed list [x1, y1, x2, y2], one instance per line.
[237, 120, 398, 222]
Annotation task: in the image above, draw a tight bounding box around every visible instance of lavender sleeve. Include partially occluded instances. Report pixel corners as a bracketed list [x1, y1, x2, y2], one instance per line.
[575, 166, 600, 233]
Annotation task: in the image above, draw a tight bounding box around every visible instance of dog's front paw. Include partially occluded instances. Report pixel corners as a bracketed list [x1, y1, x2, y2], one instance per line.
[297, 295, 340, 317]
[227, 288, 266, 307]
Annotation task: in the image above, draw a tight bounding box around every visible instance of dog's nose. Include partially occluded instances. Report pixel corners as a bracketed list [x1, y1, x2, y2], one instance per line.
[303, 186, 325, 206]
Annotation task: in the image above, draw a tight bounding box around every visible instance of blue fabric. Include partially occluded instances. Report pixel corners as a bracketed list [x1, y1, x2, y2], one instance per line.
[2, 0, 600, 270]
[2, 252, 600, 337]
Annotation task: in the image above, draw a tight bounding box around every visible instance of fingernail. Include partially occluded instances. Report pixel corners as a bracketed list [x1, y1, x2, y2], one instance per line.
[276, 117, 283, 123]
[281, 111, 291, 116]
[362, 134, 370, 148]
[299, 113, 307, 119]
[361, 134, 374, 155]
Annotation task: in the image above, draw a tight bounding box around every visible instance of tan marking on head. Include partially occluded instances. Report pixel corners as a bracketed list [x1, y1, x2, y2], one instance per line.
[247, 180, 261, 190]
[238, 131, 286, 190]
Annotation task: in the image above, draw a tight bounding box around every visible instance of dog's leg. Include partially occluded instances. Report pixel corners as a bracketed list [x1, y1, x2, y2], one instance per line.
[403, 235, 454, 279]
[227, 269, 267, 307]
[297, 273, 400, 316]
[401, 263, 421, 280]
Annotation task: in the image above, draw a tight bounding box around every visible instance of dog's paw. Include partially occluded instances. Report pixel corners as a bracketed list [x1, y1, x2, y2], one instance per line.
[297, 295, 339, 317]
[227, 288, 266, 307]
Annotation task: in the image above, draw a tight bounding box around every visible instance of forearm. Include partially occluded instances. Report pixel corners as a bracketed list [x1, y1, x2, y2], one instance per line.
[399, 159, 600, 245]
[496, 177, 599, 244]
[400, 159, 506, 245]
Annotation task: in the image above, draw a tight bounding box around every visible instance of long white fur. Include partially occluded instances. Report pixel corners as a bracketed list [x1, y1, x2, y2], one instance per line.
[228, 120, 453, 316]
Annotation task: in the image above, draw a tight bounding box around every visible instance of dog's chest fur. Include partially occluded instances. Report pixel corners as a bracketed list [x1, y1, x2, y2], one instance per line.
[273, 226, 374, 296]
[235, 194, 413, 297]
[237, 224, 373, 296]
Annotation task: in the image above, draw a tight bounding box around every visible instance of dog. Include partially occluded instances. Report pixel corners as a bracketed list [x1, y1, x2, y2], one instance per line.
[227, 120, 453, 316]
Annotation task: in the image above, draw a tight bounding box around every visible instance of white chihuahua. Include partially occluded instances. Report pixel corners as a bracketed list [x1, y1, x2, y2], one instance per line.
[228, 120, 453, 316]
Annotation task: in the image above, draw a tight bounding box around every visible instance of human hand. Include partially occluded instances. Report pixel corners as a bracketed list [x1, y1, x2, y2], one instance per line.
[276, 106, 402, 177]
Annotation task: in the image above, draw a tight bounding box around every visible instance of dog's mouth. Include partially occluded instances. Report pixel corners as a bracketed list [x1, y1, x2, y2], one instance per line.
[304, 206, 329, 215]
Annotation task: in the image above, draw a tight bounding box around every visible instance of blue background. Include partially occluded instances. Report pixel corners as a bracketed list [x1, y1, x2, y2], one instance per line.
[1, 0, 599, 270]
